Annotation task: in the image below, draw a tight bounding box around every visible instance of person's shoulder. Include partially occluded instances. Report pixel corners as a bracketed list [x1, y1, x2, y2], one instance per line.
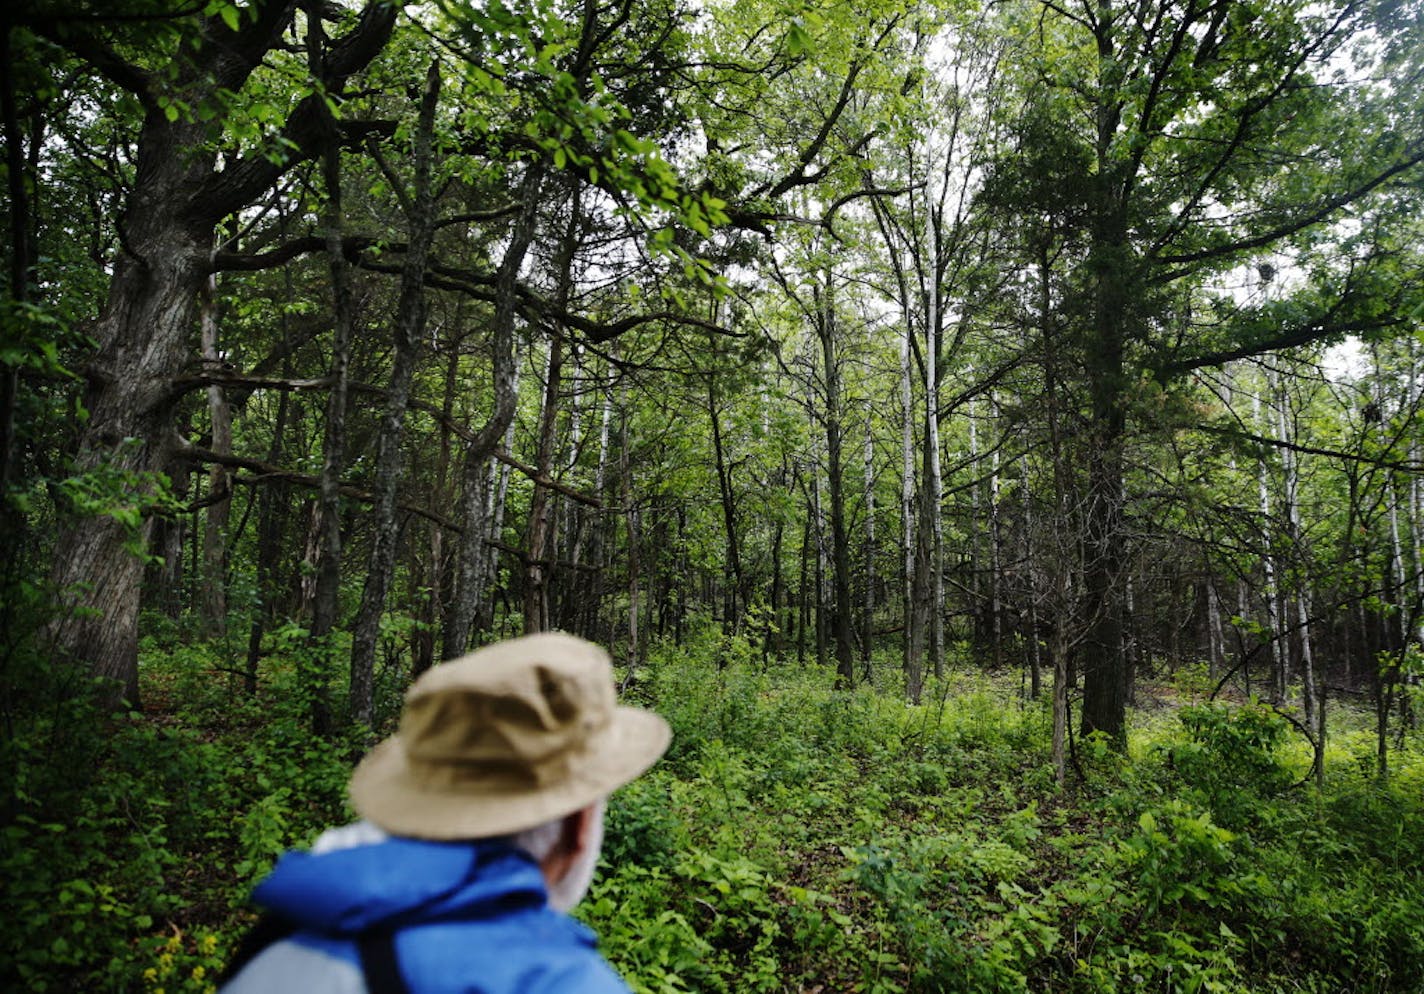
[218, 934, 364, 994]
[398, 910, 632, 994]
[529, 952, 633, 994]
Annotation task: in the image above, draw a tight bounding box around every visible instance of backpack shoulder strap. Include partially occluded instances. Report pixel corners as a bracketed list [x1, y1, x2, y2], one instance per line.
[218, 912, 297, 985]
[221, 913, 408, 994]
[357, 930, 411, 994]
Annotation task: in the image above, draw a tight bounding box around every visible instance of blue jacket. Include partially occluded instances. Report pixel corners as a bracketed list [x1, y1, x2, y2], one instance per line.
[220, 836, 632, 994]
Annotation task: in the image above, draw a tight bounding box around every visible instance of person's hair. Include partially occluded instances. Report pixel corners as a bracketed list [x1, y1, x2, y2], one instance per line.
[510, 817, 562, 861]
[510, 797, 605, 860]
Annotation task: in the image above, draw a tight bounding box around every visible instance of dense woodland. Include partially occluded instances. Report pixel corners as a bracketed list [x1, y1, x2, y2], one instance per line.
[3, 0, 1424, 991]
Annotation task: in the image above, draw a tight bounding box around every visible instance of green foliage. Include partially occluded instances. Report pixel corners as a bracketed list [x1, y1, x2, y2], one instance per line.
[5, 621, 1423, 993]
[0, 634, 356, 992]
[1164, 702, 1298, 826]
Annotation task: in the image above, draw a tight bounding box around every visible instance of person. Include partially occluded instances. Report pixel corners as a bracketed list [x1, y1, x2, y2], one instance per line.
[219, 631, 671, 994]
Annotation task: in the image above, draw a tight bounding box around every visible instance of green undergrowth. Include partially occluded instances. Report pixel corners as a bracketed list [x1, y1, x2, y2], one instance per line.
[3, 620, 1422, 993]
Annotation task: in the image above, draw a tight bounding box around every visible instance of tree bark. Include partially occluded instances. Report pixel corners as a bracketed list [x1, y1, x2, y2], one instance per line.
[707, 337, 746, 634]
[444, 164, 545, 659]
[349, 62, 442, 727]
[244, 384, 290, 694]
[524, 331, 565, 635]
[524, 185, 580, 635]
[862, 396, 876, 681]
[305, 3, 358, 735]
[1077, 9, 1131, 744]
[199, 268, 232, 637]
[816, 271, 855, 687]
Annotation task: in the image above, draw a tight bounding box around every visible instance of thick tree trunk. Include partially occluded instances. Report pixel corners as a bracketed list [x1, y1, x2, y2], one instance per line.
[0, 27, 31, 508]
[1078, 136, 1130, 743]
[48, 144, 214, 706]
[1078, 1, 1133, 746]
[1077, 331, 1128, 744]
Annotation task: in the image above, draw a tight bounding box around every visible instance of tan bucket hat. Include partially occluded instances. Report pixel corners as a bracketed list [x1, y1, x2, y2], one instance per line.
[349, 632, 671, 839]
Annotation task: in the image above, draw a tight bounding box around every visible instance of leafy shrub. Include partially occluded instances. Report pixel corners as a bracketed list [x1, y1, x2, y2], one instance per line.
[1165, 702, 1296, 826]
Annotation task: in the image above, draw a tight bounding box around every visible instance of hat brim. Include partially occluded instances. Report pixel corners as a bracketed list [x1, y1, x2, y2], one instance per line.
[348, 706, 671, 840]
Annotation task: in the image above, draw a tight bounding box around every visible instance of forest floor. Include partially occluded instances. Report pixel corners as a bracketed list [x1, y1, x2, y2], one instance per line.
[4, 628, 1422, 993]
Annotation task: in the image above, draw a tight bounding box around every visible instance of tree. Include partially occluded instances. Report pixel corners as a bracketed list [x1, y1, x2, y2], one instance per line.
[985, 0, 1424, 744]
[34, 0, 398, 705]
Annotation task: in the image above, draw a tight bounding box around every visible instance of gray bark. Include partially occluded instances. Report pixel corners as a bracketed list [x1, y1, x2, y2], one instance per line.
[199, 269, 232, 637]
[444, 164, 545, 658]
[349, 62, 442, 727]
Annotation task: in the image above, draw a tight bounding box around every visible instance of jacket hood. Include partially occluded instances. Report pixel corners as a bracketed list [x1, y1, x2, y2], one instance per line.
[251, 837, 546, 935]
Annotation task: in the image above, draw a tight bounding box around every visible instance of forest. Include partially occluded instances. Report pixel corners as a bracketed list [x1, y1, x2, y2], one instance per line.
[2, 0, 1423, 991]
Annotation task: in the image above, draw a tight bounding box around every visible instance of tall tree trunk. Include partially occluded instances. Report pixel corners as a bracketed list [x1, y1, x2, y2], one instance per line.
[1275, 370, 1319, 776]
[817, 273, 855, 687]
[199, 267, 232, 637]
[524, 186, 580, 635]
[589, 376, 615, 639]
[989, 391, 1004, 670]
[707, 343, 745, 634]
[1256, 381, 1284, 702]
[1023, 457, 1042, 701]
[797, 506, 811, 665]
[348, 62, 441, 726]
[809, 455, 829, 670]
[417, 342, 461, 678]
[619, 377, 642, 674]
[553, 346, 586, 631]
[862, 397, 875, 681]
[1078, 325, 1128, 742]
[524, 334, 565, 634]
[923, 215, 945, 682]
[900, 287, 921, 701]
[0, 25, 31, 513]
[306, 7, 357, 734]
[245, 385, 290, 694]
[1078, 3, 1132, 746]
[444, 164, 544, 658]
[480, 376, 520, 634]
